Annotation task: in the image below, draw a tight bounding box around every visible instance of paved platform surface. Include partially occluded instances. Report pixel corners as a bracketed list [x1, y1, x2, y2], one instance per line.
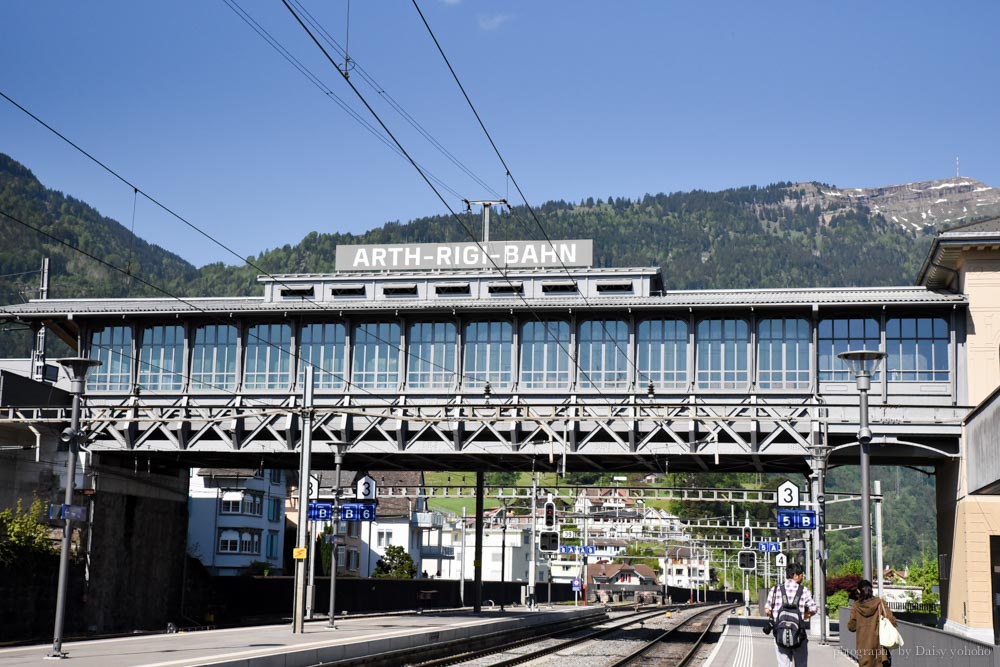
[704, 617, 853, 667]
[0, 607, 601, 667]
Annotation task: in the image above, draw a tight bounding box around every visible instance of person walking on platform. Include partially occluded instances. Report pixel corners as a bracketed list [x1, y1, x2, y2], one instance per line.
[848, 579, 897, 667]
[764, 563, 817, 666]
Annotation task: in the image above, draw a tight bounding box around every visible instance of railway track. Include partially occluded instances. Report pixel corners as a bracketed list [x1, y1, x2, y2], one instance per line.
[406, 604, 732, 667]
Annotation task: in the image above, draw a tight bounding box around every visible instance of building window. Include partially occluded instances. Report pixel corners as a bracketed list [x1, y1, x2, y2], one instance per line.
[266, 531, 280, 559]
[219, 530, 240, 553]
[463, 321, 514, 390]
[696, 319, 749, 389]
[299, 322, 346, 390]
[337, 519, 347, 535]
[886, 317, 949, 382]
[348, 549, 360, 570]
[818, 318, 880, 382]
[757, 318, 811, 389]
[407, 321, 457, 388]
[269, 469, 282, 485]
[137, 325, 185, 391]
[244, 323, 292, 390]
[87, 325, 133, 392]
[242, 494, 263, 516]
[637, 319, 688, 390]
[191, 324, 238, 391]
[578, 320, 629, 389]
[240, 532, 260, 554]
[220, 491, 243, 514]
[352, 322, 400, 389]
[337, 546, 347, 568]
[347, 521, 361, 538]
[377, 530, 392, 547]
[519, 320, 571, 389]
[268, 497, 282, 522]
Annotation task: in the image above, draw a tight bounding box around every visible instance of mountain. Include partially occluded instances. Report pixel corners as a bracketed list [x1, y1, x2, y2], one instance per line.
[3, 150, 999, 343]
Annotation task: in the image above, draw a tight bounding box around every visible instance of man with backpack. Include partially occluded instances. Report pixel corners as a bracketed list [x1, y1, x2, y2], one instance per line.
[764, 563, 818, 666]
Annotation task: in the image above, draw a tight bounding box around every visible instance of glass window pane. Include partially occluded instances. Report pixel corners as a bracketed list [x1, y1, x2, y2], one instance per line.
[519, 320, 570, 389]
[695, 319, 749, 389]
[407, 321, 457, 389]
[300, 322, 346, 389]
[885, 316, 949, 382]
[87, 325, 133, 392]
[138, 325, 185, 391]
[244, 323, 292, 390]
[352, 322, 401, 389]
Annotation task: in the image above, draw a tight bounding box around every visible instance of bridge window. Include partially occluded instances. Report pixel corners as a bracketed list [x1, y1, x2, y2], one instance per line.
[407, 321, 457, 388]
[578, 320, 629, 389]
[696, 318, 749, 389]
[886, 317, 949, 381]
[244, 323, 292, 390]
[637, 319, 688, 389]
[87, 325, 133, 392]
[520, 320, 571, 389]
[191, 324, 238, 391]
[758, 318, 811, 389]
[137, 325, 185, 391]
[299, 322, 347, 389]
[463, 321, 513, 390]
[818, 317, 879, 382]
[352, 322, 400, 389]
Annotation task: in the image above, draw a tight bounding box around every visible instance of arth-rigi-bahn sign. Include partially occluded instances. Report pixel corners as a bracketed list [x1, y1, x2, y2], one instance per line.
[335, 240, 593, 271]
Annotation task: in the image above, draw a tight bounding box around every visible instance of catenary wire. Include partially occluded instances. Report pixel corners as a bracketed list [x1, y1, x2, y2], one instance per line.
[412, 0, 651, 387]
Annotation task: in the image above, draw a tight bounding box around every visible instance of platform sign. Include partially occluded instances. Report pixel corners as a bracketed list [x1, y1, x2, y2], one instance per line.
[356, 475, 378, 501]
[758, 541, 781, 553]
[777, 509, 818, 530]
[307, 501, 334, 521]
[572, 577, 582, 592]
[738, 551, 757, 570]
[293, 547, 308, 560]
[775, 553, 788, 568]
[49, 504, 88, 522]
[559, 545, 596, 555]
[777, 481, 800, 508]
[340, 502, 377, 521]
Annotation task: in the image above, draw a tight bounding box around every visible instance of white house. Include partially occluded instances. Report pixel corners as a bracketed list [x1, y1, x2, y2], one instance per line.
[187, 467, 288, 576]
[661, 545, 710, 589]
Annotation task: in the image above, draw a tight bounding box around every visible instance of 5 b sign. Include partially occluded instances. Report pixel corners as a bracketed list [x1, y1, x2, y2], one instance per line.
[777, 509, 817, 529]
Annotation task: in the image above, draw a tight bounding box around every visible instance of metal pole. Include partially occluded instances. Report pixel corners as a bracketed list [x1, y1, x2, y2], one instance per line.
[459, 506, 467, 607]
[499, 502, 507, 613]
[874, 480, 884, 599]
[859, 373, 873, 582]
[327, 447, 343, 628]
[293, 366, 314, 633]
[528, 475, 537, 609]
[473, 472, 484, 613]
[306, 490, 316, 619]
[50, 358, 99, 659]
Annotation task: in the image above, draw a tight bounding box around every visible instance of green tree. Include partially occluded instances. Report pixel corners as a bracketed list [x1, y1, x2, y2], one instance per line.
[373, 545, 417, 579]
[907, 551, 940, 604]
[0, 497, 56, 564]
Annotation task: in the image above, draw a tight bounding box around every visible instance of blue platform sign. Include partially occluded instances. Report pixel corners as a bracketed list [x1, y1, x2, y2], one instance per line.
[340, 502, 377, 522]
[559, 545, 596, 555]
[572, 577, 582, 592]
[758, 541, 781, 553]
[777, 509, 818, 530]
[307, 502, 334, 521]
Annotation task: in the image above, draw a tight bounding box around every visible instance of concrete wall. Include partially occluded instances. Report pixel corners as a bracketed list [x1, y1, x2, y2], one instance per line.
[84, 491, 189, 633]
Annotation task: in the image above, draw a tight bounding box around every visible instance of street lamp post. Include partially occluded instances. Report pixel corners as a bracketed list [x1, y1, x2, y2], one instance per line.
[838, 349, 887, 583]
[50, 357, 101, 659]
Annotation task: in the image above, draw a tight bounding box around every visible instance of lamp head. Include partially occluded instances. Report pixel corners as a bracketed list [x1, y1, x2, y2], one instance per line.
[837, 349, 887, 380]
[858, 427, 873, 444]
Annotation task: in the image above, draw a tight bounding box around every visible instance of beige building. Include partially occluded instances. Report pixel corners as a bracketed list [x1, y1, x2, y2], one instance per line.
[920, 218, 1000, 642]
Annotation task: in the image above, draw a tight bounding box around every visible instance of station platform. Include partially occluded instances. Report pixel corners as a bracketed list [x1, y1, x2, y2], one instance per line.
[705, 617, 853, 667]
[0, 606, 605, 667]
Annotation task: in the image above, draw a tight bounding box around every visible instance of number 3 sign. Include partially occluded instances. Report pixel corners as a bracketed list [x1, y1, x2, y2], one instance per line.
[357, 475, 378, 501]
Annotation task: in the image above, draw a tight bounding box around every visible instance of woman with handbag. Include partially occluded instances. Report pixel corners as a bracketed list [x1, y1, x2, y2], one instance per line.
[848, 579, 900, 667]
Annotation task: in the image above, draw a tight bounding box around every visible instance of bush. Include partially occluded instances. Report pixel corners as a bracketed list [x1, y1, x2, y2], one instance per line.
[827, 589, 850, 616]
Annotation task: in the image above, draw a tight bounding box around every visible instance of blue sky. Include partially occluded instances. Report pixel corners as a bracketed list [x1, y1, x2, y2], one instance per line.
[2, 1, 998, 267]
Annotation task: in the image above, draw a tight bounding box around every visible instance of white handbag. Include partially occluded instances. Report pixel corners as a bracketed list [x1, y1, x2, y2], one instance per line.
[878, 601, 904, 649]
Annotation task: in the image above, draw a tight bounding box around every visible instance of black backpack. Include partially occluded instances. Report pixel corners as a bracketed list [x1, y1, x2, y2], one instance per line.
[772, 584, 805, 649]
